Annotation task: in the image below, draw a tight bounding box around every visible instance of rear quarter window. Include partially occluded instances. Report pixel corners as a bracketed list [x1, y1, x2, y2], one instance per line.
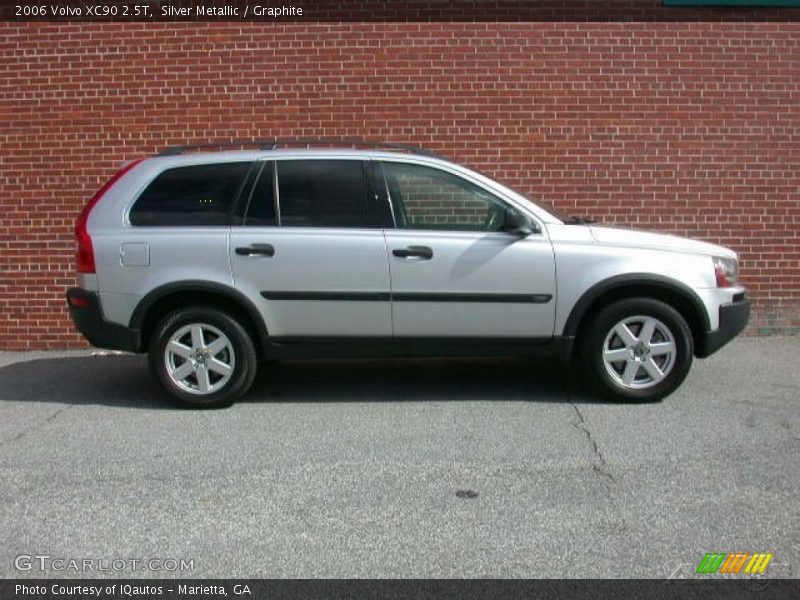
[130, 162, 252, 226]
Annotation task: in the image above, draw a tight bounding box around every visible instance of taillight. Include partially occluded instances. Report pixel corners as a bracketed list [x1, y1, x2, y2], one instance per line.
[76, 159, 143, 273]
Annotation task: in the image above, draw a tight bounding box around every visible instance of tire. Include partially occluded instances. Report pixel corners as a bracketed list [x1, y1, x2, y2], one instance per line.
[579, 298, 694, 403]
[148, 306, 257, 408]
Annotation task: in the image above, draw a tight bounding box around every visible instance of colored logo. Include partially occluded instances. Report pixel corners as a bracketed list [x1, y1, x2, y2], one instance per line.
[696, 552, 773, 575]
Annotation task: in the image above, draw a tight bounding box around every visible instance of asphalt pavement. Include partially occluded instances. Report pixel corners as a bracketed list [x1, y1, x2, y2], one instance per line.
[0, 338, 797, 578]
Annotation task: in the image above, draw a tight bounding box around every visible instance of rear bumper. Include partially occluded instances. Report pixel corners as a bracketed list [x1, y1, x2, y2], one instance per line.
[696, 296, 750, 358]
[66, 288, 141, 352]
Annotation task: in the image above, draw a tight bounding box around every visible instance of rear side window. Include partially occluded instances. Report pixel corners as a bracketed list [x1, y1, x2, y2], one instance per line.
[276, 160, 377, 228]
[130, 162, 252, 226]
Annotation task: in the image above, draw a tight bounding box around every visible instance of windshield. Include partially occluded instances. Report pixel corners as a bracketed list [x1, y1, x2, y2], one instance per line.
[431, 158, 574, 223]
[515, 192, 569, 222]
[453, 161, 568, 222]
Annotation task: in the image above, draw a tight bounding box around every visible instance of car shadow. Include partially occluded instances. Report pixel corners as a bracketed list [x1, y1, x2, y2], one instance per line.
[0, 354, 603, 409]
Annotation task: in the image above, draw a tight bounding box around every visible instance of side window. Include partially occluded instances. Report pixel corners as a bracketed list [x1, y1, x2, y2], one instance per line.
[277, 160, 376, 228]
[381, 162, 512, 232]
[130, 162, 251, 227]
[243, 162, 277, 226]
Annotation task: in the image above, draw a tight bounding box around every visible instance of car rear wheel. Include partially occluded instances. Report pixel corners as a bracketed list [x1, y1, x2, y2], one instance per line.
[149, 306, 257, 408]
[580, 298, 694, 403]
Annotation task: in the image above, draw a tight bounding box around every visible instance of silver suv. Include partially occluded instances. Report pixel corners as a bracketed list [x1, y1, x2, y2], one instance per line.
[67, 140, 749, 407]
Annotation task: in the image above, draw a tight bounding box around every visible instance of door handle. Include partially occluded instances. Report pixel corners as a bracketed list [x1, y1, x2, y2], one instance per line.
[235, 243, 275, 257]
[392, 246, 433, 260]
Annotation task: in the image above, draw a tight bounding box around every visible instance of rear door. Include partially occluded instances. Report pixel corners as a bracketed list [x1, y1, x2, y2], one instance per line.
[229, 158, 392, 338]
[379, 160, 556, 339]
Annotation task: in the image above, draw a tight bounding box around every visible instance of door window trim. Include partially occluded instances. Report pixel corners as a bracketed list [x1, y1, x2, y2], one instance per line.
[273, 159, 282, 226]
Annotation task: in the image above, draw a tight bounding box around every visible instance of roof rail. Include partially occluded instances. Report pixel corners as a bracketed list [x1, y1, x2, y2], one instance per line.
[157, 138, 446, 159]
[158, 140, 277, 156]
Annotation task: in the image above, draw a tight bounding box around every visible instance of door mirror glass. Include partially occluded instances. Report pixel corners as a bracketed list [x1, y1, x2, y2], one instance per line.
[500, 209, 535, 237]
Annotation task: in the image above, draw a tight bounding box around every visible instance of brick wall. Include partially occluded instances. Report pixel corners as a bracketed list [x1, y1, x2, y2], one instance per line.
[0, 21, 798, 349]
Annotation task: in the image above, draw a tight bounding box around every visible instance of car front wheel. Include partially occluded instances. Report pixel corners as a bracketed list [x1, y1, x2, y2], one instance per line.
[580, 298, 694, 403]
[149, 306, 257, 408]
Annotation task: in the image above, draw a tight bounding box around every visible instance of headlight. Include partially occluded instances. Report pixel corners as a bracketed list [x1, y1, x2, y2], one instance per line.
[713, 256, 739, 287]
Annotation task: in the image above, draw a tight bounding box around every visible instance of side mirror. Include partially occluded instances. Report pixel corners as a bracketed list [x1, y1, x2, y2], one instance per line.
[501, 210, 535, 237]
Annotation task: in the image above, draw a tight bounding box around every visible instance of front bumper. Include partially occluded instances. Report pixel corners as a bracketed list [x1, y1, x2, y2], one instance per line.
[66, 288, 141, 352]
[696, 295, 750, 358]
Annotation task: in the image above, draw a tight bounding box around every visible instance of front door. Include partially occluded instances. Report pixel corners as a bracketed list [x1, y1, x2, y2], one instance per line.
[380, 161, 556, 339]
[230, 159, 392, 338]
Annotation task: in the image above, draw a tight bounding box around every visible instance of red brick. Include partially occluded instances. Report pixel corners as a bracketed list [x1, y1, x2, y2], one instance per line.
[1, 22, 798, 348]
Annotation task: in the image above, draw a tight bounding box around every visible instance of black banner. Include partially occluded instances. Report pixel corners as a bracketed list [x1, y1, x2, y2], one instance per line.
[1, 0, 799, 22]
[3, 579, 800, 600]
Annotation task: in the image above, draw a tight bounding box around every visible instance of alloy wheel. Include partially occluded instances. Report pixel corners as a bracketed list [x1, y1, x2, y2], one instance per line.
[164, 323, 235, 395]
[601, 315, 676, 390]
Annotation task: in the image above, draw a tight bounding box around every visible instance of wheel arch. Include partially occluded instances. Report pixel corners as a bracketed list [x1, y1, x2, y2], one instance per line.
[561, 274, 710, 362]
[130, 281, 269, 358]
